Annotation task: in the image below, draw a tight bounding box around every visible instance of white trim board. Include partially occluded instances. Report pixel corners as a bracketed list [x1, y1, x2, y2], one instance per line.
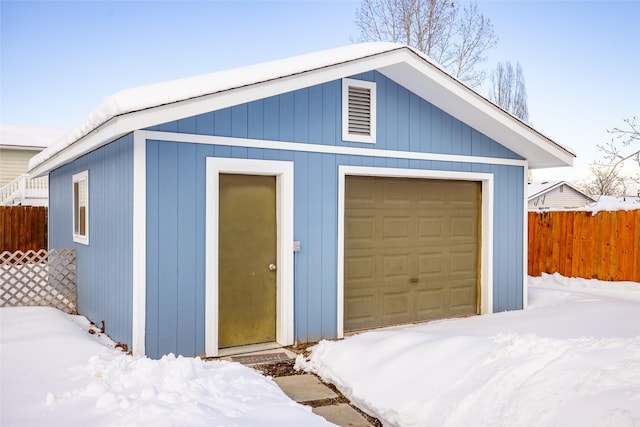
[142, 130, 526, 167]
[132, 131, 147, 356]
[205, 158, 294, 357]
[336, 166, 494, 338]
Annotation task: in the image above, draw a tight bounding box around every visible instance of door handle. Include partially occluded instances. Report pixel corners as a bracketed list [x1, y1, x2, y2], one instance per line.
[269, 263, 277, 271]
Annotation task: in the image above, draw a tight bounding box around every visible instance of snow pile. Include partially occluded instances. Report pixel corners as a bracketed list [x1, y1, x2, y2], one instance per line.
[0, 307, 332, 427]
[585, 195, 640, 214]
[297, 275, 640, 427]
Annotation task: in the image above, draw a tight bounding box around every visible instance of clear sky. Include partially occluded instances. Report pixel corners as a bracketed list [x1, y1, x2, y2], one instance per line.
[1, 0, 639, 182]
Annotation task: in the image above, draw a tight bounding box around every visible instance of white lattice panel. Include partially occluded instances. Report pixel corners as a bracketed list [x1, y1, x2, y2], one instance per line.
[0, 249, 76, 314]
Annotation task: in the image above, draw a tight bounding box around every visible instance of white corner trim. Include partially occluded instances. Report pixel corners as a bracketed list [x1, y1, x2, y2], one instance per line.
[342, 78, 377, 144]
[205, 158, 294, 357]
[337, 166, 494, 339]
[132, 131, 147, 356]
[522, 161, 529, 310]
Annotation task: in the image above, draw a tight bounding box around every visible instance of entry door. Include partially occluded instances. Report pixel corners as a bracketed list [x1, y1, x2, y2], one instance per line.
[218, 174, 277, 348]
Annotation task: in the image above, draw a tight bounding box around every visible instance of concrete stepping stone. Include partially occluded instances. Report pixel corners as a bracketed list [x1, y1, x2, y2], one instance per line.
[313, 404, 372, 427]
[273, 374, 338, 402]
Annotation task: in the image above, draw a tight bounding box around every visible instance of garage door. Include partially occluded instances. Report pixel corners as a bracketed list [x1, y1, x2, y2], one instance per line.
[344, 176, 480, 332]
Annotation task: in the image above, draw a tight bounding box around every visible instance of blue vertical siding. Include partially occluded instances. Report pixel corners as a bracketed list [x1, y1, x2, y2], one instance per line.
[139, 72, 527, 357]
[49, 134, 134, 347]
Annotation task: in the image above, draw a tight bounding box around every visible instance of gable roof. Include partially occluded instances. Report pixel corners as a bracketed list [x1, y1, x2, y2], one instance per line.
[29, 43, 575, 177]
[528, 181, 596, 203]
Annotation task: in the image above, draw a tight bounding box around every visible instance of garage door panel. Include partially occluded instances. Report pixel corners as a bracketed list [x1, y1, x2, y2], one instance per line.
[346, 216, 375, 243]
[417, 252, 446, 277]
[448, 181, 480, 204]
[382, 253, 411, 281]
[382, 216, 411, 240]
[382, 291, 411, 318]
[345, 255, 376, 283]
[345, 176, 480, 332]
[345, 294, 376, 325]
[347, 178, 377, 205]
[417, 216, 445, 239]
[416, 288, 445, 313]
[449, 249, 477, 276]
[383, 180, 412, 204]
[450, 215, 477, 239]
[449, 280, 477, 310]
[416, 181, 446, 205]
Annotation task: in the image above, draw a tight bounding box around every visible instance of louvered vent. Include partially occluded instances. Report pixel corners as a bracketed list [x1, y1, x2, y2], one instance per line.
[348, 86, 371, 136]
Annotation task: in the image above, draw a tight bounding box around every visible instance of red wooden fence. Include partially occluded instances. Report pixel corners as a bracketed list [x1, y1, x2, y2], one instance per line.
[528, 210, 640, 282]
[0, 206, 48, 252]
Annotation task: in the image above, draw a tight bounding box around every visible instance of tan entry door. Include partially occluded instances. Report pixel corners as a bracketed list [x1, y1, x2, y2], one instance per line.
[218, 174, 277, 348]
[344, 176, 480, 332]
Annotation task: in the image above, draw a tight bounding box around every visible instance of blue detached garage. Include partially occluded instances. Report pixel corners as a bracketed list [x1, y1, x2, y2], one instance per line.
[29, 43, 574, 359]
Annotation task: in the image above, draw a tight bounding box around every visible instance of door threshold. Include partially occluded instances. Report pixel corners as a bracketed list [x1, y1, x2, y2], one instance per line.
[217, 342, 283, 357]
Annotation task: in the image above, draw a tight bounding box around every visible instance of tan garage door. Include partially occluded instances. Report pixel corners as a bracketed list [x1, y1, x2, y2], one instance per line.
[344, 176, 480, 332]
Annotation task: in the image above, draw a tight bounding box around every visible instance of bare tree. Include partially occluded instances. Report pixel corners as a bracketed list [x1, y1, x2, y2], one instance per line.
[599, 117, 640, 168]
[489, 61, 529, 122]
[355, 0, 498, 87]
[580, 163, 627, 197]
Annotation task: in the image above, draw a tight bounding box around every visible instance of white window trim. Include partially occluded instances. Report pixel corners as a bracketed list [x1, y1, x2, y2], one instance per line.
[336, 166, 494, 338]
[72, 170, 89, 245]
[205, 158, 295, 357]
[342, 78, 377, 144]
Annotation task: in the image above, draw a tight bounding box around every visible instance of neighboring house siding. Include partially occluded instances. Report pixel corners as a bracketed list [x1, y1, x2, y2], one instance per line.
[529, 185, 593, 209]
[0, 148, 41, 187]
[49, 135, 134, 347]
[143, 72, 525, 358]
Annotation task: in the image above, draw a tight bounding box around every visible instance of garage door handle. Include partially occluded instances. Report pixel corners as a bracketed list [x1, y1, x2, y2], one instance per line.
[409, 278, 419, 283]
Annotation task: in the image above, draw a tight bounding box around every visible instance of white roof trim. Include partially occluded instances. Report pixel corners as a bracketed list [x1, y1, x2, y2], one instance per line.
[29, 43, 574, 177]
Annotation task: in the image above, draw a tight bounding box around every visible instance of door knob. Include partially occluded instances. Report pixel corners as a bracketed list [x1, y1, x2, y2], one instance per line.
[269, 263, 277, 271]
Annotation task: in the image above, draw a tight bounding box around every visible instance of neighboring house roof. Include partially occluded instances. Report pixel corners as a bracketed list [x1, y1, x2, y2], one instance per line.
[29, 43, 575, 177]
[528, 180, 598, 211]
[527, 180, 596, 202]
[0, 123, 66, 150]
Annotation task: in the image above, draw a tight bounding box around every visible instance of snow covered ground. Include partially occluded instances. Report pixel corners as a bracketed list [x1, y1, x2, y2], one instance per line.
[298, 273, 640, 427]
[2, 274, 639, 427]
[0, 307, 333, 427]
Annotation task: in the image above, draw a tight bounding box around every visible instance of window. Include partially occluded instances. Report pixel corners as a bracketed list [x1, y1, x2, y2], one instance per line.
[342, 78, 376, 144]
[72, 171, 89, 244]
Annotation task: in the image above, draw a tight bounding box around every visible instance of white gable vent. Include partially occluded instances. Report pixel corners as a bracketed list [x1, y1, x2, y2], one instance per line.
[342, 78, 376, 144]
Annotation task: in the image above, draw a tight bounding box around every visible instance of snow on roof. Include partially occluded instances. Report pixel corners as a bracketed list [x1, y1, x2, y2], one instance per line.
[527, 181, 560, 198]
[28, 42, 575, 175]
[29, 43, 402, 171]
[0, 123, 67, 149]
[528, 180, 596, 202]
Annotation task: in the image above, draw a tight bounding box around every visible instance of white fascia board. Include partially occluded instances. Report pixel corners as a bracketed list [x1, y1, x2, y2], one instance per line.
[377, 53, 575, 169]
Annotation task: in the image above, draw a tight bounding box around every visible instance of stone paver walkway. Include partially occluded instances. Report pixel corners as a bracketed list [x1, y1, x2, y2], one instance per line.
[224, 348, 376, 427]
